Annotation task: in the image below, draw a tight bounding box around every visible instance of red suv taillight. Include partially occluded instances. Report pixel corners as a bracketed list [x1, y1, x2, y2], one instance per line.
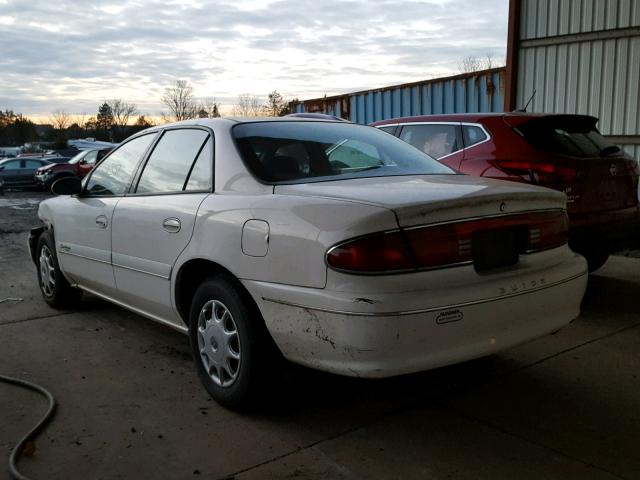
[326, 211, 568, 274]
[493, 160, 578, 184]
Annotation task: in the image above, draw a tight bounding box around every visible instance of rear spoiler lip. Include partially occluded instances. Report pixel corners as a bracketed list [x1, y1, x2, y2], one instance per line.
[503, 114, 599, 129]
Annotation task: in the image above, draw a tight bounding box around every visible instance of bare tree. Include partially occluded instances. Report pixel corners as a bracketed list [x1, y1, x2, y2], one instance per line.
[74, 113, 87, 129]
[108, 99, 137, 141]
[458, 53, 504, 73]
[49, 109, 71, 130]
[197, 97, 221, 118]
[110, 99, 137, 128]
[161, 80, 198, 121]
[458, 56, 484, 73]
[262, 90, 289, 117]
[232, 94, 262, 117]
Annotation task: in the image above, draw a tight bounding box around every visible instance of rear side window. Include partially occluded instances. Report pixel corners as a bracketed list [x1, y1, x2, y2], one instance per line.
[399, 124, 460, 159]
[185, 137, 213, 191]
[462, 125, 488, 147]
[85, 133, 156, 196]
[518, 118, 620, 158]
[25, 159, 44, 168]
[136, 129, 210, 194]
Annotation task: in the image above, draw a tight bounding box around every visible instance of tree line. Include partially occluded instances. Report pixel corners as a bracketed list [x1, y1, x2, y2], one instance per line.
[0, 80, 295, 148]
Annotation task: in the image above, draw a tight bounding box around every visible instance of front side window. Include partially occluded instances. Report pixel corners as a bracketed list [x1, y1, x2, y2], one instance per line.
[2, 159, 21, 169]
[136, 129, 210, 194]
[83, 150, 98, 165]
[85, 133, 156, 196]
[399, 124, 460, 159]
[233, 121, 453, 183]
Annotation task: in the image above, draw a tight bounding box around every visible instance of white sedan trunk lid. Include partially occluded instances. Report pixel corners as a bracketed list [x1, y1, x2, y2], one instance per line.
[275, 175, 566, 227]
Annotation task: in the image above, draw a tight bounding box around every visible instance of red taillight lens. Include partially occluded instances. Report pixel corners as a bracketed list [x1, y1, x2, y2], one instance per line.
[326, 231, 413, 272]
[326, 211, 568, 274]
[494, 160, 578, 183]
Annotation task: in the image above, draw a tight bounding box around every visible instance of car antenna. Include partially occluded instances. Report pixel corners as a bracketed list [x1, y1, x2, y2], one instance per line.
[515, 89, 536, 112]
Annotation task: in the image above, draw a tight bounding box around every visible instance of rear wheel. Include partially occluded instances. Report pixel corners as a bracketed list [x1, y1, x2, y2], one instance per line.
[188, 275, 277, 409]
[36, 230, 83, 308]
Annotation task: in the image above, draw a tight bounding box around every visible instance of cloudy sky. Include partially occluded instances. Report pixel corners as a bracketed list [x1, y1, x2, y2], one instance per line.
[0, 0, 508, 119]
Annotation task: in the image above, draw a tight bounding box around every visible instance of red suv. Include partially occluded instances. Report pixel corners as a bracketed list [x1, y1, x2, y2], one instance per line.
[372, 113, 640, 271]
[34, 148, 112, 190]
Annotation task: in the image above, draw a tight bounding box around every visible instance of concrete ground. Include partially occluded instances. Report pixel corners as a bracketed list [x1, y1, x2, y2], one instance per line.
[1, 191, 639, 480]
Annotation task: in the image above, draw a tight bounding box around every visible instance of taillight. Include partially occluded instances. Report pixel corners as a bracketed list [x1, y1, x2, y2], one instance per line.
[493, 160, 578, 183]
[326, 211, 568, 274]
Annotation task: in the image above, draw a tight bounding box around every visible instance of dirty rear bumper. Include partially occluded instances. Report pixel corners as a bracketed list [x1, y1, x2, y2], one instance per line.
[243, 254, 587, 378]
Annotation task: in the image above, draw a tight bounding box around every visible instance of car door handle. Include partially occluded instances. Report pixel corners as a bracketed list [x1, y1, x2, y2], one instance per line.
[96, 215, 108, 229]
[162, 218, 181, 233]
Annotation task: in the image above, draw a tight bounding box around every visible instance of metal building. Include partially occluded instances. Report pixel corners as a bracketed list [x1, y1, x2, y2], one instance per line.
[291, 68, 505, 124]
[505, 0, 640, 160]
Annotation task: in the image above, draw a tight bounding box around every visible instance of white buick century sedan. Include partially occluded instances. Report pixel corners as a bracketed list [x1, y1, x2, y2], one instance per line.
[30, 117, 588, 408]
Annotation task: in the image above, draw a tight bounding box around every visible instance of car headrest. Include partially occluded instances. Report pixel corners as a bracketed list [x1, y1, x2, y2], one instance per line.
[263, 155, 301, 181]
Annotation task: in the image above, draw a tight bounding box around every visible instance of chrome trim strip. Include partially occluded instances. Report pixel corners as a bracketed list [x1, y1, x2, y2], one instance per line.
[262, 271, 586, 317]
[58, 249, 111, 266]
[112, 262, 170, 280]
[74, 284, 188, 334]
[401, 208, 566, 231]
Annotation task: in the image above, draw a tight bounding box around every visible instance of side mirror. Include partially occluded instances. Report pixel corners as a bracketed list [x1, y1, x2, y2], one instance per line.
[51, 176, 82, 195]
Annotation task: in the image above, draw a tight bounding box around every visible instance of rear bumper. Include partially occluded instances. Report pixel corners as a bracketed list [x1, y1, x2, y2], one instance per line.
[244, 252, 587, 378]
[569, 206, 640, 250]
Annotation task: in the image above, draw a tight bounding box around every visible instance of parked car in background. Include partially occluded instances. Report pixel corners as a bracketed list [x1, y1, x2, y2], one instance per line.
[373, 113, 640, 271]
[35, 148, 112, 190]
[30, 118, 587, 408]
[17, 153, 70, 164]
[0, 157, 52, 191]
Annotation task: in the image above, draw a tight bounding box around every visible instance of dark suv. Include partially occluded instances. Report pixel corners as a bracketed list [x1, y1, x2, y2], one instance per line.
[372, 113, 640, 271]
[35, 148, 112, 190]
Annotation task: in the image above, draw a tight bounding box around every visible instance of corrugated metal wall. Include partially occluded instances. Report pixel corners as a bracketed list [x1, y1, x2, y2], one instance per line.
[515, 0, 640, 160]
[292, 68, 505, 124]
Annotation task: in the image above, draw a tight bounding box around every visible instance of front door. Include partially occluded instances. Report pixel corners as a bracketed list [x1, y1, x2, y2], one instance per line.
[54, 132, 158, 296]
[111, 128, 213, 325]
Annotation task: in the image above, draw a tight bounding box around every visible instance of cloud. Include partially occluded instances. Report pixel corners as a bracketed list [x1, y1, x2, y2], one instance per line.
[0, 0, 507, 118]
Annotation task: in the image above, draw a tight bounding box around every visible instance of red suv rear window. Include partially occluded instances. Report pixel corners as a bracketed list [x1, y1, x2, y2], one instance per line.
[517, 117, 621, 158]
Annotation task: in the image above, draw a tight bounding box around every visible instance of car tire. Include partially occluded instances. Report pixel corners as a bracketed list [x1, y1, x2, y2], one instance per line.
[582, 249, 610, 273]
[188, 274, 277, 409]
[36, 230, 83, 308]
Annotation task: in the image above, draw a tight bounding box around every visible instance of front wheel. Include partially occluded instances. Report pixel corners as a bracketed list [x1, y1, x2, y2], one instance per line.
[188, 275, 277, 409]
[36, 230, 83, 308]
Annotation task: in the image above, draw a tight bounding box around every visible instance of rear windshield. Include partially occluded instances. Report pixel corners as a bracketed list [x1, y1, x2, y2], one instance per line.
[518, 117, 621, 158]
[233, 121, 454, 184]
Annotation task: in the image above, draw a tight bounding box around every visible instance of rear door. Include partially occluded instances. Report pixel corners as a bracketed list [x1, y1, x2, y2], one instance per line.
[397, 122, 465, 169]
[111, 127, 213, 325]
[53, 133, 157, 296]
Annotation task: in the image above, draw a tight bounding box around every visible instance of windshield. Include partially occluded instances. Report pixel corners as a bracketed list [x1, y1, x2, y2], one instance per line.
[233, 121, 454, 184]
[67, 150, 87, 164]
